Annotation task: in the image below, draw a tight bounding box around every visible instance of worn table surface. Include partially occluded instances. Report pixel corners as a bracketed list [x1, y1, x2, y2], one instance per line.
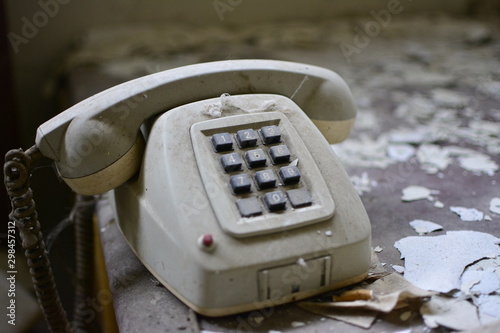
[64, 13, 500, 332]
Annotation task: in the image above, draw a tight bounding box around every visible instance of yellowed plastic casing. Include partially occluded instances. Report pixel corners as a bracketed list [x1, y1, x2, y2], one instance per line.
[110, 94, 371, 316]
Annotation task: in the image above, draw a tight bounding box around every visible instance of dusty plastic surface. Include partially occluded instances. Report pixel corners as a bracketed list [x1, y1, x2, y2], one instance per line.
[34, 59, 356, 195]
[109, 94, 371, 316]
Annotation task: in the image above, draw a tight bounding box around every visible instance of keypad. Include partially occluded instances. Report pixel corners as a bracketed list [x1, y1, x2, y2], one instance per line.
[245, 149, 267, 168]
[279, 166, 301, 185]
[269, 145, 291, 164]
[260, 125, 281, 144]
[230, 174, 252, 194]
[221, 153, 242, 172]
[210, 124, 313, 218]
[236, 197, 262, 217]
[287, 188, 312, 208]
[236, 129, 258, 148]
[255, 170, 277, 189]
[264, 191, 286, 212]
[211, 132, 233, 152]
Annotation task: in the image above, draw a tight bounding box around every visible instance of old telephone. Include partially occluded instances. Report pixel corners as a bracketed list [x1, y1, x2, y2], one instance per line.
[32, 59, 371, 317]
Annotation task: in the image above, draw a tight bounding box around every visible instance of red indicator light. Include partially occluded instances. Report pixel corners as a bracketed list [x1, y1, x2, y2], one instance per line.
[202, 234, 213, 247]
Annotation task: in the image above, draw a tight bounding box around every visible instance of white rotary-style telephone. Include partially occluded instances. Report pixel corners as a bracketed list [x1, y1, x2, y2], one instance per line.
[35, 59, 371, 316]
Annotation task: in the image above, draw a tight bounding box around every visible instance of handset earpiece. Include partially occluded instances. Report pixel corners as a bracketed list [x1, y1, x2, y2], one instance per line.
[36, 60, 356, 195]
[60, 136, 145, 196]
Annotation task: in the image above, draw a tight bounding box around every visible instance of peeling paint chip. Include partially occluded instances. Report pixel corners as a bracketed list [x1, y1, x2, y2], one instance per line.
[291, 321, 305, 328]
[421, 295, 481, 331]
[394, 231, 500, 293]
[461, 270, 500, 295]
[401, 185, 436, 202]
[490, 197, 500, 215]
[394, 329, 412, 333]
[299, 273, 433, 329]
[416, 144, 451, 174]
[450, 206, 484, 221]
[431, 89, 470, 108]
[458, 154, 498, 176]
[350, 172, 377, 195]
[387, 144, 416, 162]
[434, 201, 445, 208]
[475, 294, 500, 321]
[392, 265, 405, 273]
[409, 219, 443, 235]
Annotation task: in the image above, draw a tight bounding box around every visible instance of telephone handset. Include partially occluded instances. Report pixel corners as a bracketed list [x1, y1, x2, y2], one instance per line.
[36, 60, 371, 316]
[36, 60, 356, 195]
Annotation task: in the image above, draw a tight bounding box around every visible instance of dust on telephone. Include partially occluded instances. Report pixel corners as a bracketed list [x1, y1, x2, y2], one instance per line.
[4, 59, 371, 331]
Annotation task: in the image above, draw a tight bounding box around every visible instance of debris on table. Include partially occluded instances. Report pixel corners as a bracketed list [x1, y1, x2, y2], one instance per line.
[333, 129, 499, 176]
[450, 206, 485, 222]
[417, 144, 452, 174]
[490, 198, 500, 215]
[416, 144, 499, 176]
[332, 135, 395, 169]
[463, 24, 492, 45]
[409, 219, 443, 235]
[299, 273, 434, 329]
[300, 233, 499, 331]
[386, 143, 416, 162]
[461, 270, 500, 295]
[394, 232, 500, 331]
[431, 89, 470, 108]
[401, 185, 437, 202]
[475, 294, 500, 325]
[457, 154, 499, 176]
[462, 257, 500, 325]
[350, 172, 378, 195]
[389, 127, 436, 145]
[367, 251, 391, 278]
[291, 321, 306, 328]
[392, 265, 405, 273]
[421, 295, 482, 331]
[393, 329, 412, 333]
[395, 231, 500, 293]
[332, 289, 373, 302]
[434, 201, 445, 208]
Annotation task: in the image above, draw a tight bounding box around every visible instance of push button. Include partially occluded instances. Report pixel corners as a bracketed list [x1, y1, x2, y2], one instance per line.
[221, 153, 243, 172]
[236, 197, 262, 217]
[236, 129, 258, 148]
[269, 145, 291, 164]
[287, 188, 312, 208]
[230, 174, 252, 194]
[211, 133, 233, 152]
[279, 166, 301, 185]
[263, 191, 286, 212]
[245, 149, 267, 168]
[254, 170, 277, 189]
[260, 125, 281, 144]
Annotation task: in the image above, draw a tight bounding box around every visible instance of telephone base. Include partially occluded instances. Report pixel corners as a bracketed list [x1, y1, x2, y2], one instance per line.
[111, 94, 371, 317]
[173, 271, 369, 317]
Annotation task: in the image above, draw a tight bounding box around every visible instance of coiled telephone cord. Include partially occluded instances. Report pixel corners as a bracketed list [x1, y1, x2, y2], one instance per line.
[4, 146, 96, 333]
